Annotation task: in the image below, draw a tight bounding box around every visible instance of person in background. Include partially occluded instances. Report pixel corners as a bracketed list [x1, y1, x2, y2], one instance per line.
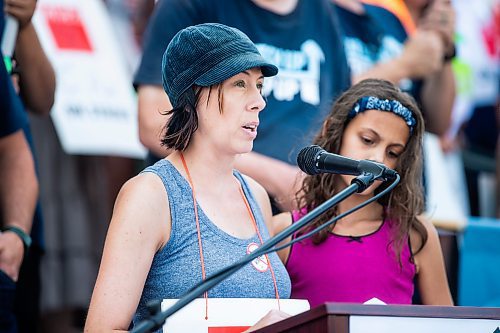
[275, 79, 453, 307]
[333, 0, 455, 136]
[134, 0, 351, 211]
[497, 131, 500, 219]
[0, 8, 39, 332]
[4, 0, 56, 331]
[85, 23, 291, 332]
[444, 0, 499, 217]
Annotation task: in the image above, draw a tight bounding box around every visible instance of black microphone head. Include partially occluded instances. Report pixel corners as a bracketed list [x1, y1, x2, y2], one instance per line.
[297, 145, 324, 175]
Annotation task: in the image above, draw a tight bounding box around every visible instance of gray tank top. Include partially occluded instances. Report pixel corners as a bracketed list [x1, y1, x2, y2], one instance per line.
[133, 159, 291, 329]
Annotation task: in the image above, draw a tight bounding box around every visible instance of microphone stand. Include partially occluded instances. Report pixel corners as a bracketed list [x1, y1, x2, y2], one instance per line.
[131, 173, 375, 333]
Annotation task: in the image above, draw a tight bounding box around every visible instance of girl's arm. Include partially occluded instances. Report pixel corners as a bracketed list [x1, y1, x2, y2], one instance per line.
[412, 218, 454, 305]
[84, 173, 171, 332]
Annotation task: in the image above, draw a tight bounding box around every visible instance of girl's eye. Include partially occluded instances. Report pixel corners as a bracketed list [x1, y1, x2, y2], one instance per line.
[388, 151, 400, 158]
[257, 82, 264, 90]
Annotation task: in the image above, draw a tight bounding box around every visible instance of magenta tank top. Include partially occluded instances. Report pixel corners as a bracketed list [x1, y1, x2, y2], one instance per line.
[286, 214, 415, 307]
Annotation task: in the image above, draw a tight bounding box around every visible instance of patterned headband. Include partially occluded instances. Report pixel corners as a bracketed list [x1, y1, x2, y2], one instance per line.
[348, 96, 416, 133]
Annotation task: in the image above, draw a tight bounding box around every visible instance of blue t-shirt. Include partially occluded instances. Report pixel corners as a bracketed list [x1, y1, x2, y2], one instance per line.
[334, 3, 422, 104]
[135, 0, 351, 164]
[0, 0, 27, 136]
[0, 73, 28, 137]
[0, 50, 28, 136]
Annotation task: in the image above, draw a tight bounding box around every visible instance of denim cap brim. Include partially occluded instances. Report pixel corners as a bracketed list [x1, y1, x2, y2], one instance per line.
[195, 51, 278, 87]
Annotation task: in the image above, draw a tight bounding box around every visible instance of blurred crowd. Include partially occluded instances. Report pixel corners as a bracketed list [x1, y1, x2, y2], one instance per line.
[0, 0, 498, 332]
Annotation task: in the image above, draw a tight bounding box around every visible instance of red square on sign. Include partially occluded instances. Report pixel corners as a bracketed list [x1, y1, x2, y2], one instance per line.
[208, 326, 251, 333]
[42, 5, 93, 51]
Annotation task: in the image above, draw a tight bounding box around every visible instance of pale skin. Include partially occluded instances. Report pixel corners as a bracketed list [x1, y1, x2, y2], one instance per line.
[137, 0, 302, 212]
[334, 0, 455, 136]
[85, 68, 289, 332]
[137, 86, 300, 212]
[273, 110, 453, 305]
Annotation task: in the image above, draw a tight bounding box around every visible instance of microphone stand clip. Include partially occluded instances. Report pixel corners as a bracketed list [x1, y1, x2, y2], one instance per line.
[351, 172, 375, 192]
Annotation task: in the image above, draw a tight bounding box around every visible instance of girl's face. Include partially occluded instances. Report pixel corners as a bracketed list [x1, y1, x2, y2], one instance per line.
[338, 109, 410, 194]
[196, 67, 266, 155]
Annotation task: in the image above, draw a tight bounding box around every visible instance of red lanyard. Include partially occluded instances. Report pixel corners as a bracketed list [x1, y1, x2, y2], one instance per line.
[179, 152, 280, 320]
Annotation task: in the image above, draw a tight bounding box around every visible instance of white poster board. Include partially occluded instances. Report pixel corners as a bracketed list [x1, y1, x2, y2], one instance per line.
[423, 133, 467, 230]
[32, 0, 146, 158]
[161, 298, 310, 333]
[351, 315, 500, 333]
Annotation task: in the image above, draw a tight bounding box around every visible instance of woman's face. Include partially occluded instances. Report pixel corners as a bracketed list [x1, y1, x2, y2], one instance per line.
[196, 67, 266, 155]
[338, 109, 410, 194]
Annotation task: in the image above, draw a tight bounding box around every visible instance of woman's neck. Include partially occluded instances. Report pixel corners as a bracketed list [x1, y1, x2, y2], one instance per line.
[170, 144, 237, 190]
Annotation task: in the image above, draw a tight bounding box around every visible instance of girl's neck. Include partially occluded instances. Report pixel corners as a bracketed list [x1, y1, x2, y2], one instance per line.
[335, 190, 385, 225]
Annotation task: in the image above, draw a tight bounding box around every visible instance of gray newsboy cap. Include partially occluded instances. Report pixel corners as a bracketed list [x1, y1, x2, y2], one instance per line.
[161, 23, 278, 108]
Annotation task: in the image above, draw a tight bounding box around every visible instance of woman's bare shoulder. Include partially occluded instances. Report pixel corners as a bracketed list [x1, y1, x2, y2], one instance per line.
[111, 172, 171, 248]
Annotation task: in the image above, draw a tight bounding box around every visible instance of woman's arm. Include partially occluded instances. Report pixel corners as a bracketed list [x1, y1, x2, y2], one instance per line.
[84, 173, 171, 332]
[411, 218, 454, 305]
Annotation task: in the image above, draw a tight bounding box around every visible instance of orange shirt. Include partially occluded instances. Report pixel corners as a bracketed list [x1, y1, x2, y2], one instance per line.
[361, 0, 416, 35]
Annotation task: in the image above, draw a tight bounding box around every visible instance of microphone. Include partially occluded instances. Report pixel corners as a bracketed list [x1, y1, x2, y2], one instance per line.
[297, 145, 398, 181]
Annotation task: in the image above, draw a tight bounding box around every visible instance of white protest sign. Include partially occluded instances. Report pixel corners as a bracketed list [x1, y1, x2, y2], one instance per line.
[423, 133, 467, 230]
[351, 315, 500, 333]
[161, 298, 310, 333]
[32, 0, 146, 158]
